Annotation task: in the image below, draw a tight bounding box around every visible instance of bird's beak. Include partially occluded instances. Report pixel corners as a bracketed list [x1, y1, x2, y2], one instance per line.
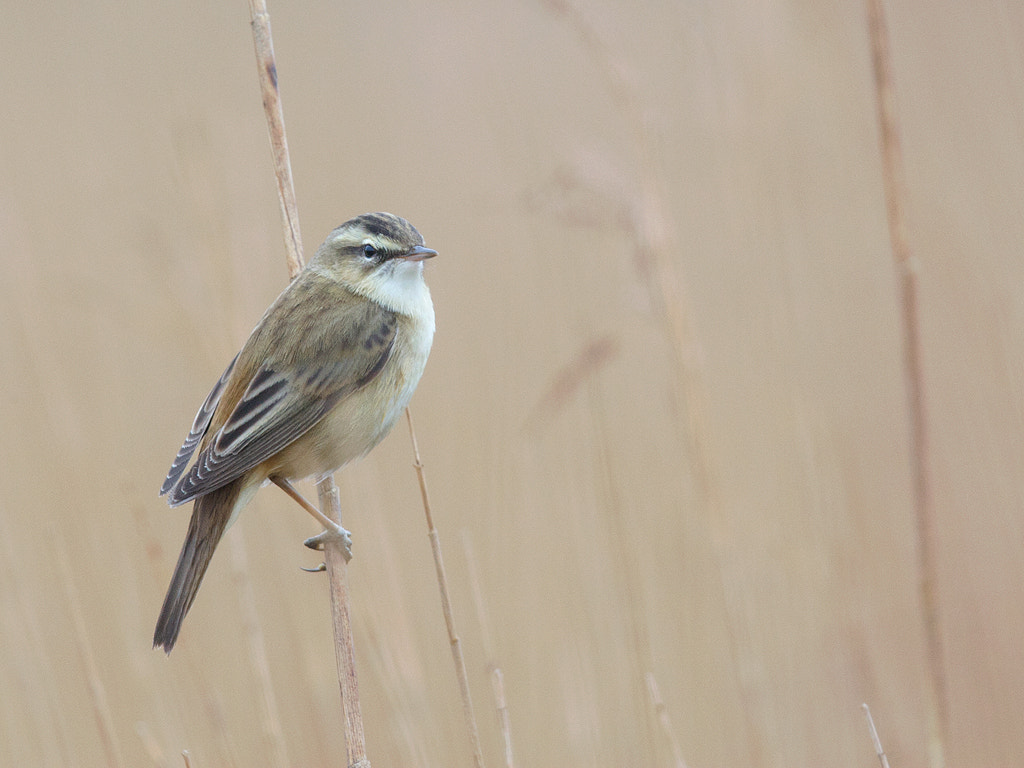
[400, 245, 438, 262]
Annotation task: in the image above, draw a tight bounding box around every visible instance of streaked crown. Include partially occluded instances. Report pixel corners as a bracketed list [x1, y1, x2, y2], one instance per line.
[317, 212, 426, 265]
[311, 212, 436, 316]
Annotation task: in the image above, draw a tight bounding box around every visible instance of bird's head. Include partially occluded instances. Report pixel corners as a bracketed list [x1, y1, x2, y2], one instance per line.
[313, 212, 436, 312]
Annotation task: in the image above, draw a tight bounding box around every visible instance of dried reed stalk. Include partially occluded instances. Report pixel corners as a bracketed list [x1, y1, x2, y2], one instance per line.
[405, 409, 486, 768]
[537, 2, 760, 762]
[247, 2, 369, 765]
[861, 703, 892, 768]
[247, 0, 302, 279]
[645, 673, 688, 768]
[864, 3, 946, 766]
[463, 532, 516, 768]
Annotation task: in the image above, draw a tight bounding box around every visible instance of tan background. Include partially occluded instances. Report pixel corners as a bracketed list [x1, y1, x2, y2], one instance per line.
[2, 1, 1023, 766]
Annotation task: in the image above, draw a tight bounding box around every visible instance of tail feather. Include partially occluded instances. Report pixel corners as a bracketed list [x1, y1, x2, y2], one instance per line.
[154, 480, 240, 653]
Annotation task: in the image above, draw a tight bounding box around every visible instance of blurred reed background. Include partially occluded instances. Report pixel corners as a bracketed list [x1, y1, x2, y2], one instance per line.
[2, 1, 1023, 766]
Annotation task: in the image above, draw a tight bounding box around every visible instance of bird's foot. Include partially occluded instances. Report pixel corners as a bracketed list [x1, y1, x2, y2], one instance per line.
[303, 522, 353, 562]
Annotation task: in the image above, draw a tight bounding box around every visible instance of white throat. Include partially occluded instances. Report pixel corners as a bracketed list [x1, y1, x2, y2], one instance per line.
[364, 259, 434, 321]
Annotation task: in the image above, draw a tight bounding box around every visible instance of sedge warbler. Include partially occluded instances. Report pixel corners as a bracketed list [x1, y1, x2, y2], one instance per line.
[154, 212, 436, 652]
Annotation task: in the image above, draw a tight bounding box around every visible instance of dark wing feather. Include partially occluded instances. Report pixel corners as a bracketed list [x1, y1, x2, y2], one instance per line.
[160, 353, 239, 496]
[165, 306, 397, 506]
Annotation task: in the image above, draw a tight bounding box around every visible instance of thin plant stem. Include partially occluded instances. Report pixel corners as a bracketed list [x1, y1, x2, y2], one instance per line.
[318, 478, 370, 768]
[247, 2, 368, 765]
[645, 672, 688, 768]
[247, 0, 302, 279]
[463, 532, 516, 768]
[405, 409, 486, 768]
[864, 3, 946, 766]
[862, 704, 892, 768]
[536, 2, 761, 763]
[490, 668, 514, 768]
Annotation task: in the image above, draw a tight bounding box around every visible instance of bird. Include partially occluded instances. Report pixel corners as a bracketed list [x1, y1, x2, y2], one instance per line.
[153, 212, 436, 653]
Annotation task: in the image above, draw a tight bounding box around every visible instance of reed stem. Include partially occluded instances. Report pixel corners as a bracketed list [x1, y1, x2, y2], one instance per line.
[247, 2, 369, 764]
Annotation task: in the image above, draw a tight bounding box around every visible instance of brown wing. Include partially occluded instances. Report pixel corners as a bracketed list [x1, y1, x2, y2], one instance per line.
[160, 353, 239, 496]
[165, 291, 397, 506]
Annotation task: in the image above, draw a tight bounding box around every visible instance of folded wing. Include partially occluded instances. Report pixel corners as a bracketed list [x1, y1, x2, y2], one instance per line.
[164, 301, 397, 506]
[160, 353, 239, 496]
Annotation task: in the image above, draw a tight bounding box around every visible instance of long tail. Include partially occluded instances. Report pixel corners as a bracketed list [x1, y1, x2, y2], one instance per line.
[153, 480, 241, 653]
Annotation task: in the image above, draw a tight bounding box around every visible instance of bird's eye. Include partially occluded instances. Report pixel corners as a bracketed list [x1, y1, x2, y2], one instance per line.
[362, 243, 378, 259]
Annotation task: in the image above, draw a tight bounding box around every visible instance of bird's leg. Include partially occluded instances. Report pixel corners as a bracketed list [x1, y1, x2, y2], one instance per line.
[270, 476, 352, 562]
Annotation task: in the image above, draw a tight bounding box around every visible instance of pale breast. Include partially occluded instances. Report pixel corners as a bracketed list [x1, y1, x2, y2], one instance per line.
[267, 303, 435, 482]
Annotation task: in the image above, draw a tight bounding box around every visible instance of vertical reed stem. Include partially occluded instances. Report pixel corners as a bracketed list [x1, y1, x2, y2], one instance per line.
[247, 2, 368, 764]
[865, 2, 946, 765]
[405, 409, 486, 768]
[862, 703, 892, 768]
